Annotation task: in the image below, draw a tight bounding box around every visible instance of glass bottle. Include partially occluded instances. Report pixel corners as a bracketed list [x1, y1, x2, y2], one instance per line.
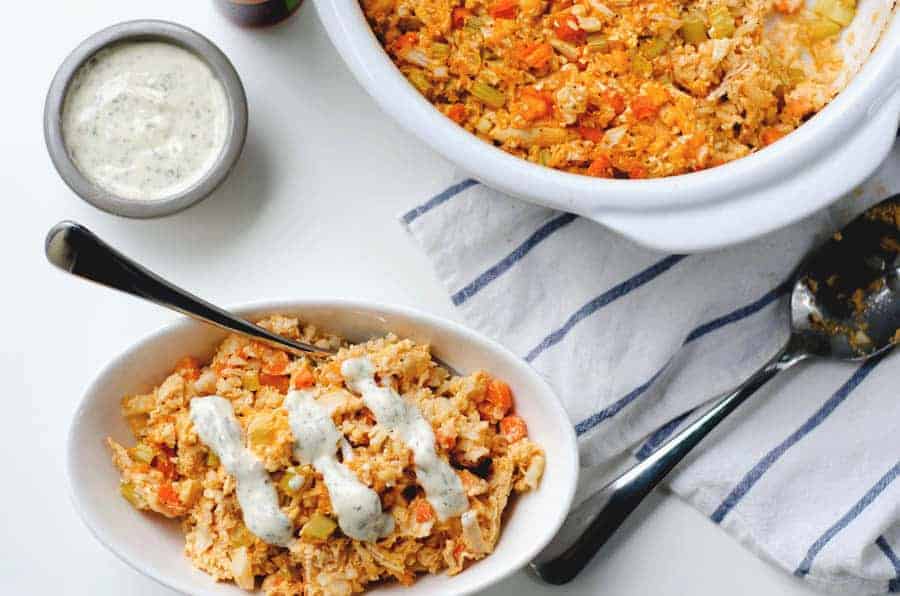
[216, 0, 302, 27]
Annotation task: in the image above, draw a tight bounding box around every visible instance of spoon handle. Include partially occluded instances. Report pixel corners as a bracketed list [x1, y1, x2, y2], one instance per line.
[530, 348, 805, 585]
[44, 221, 327, 357]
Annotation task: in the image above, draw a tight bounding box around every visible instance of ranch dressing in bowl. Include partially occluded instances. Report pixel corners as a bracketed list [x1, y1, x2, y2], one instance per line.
[61, 41, 229, 201]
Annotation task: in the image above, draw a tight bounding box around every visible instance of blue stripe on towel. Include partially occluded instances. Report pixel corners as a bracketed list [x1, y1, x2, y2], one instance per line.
[452, 213, 578, 306]
[710, 356, 883, 524]
[635, 409, 695, 459]
[795, 460, 900, 577]
[685, 280, 792, 342]
[575, 366, 668, 435]
[575, 282, 790, 437]
[401, 179, 479, 224]
[875, 536, 900, 592]
[525, 255, 687, 363]
[711, 356, 884, 524]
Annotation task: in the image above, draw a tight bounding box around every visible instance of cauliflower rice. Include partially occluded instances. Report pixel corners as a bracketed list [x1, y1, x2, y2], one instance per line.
[108, 315, 545, 595]
[362, 0, 858, 177]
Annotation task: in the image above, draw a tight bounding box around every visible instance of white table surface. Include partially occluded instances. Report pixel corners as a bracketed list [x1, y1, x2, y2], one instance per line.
[0, 1, 831, 594]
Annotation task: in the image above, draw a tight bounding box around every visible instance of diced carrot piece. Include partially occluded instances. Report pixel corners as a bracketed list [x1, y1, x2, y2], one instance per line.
[517, 88, 553, 121]
[452, 6, 472, 28]
[586, 155, 613, 177]
[447, 103, 467, 123]
[500, 415, 528, 442]
[517, 42, 554, 70]
[291, 368, 315, 389]
[644, 83, 669, 106]
[158, 482, 181, 507]
[604, 90, 626, 115]
[553, 13, 585, 43]
[262, 350, 290, 375]
[414, 499, 435, 523]
[260, 373, 290, 393]
[774, 0, 802, 13]
[479, 378, 513, 420]
[489, 0, 519, 19]
[391, 32, 419, 54]
[577, 126, 604, 143]
[488, 379, 513, 409]
[630, 95, 659, 120]
[174, 356, 201, 381]
[628, 165, 648, 179]
[760, 127, 786, 146]
[785, 97, 813, 118]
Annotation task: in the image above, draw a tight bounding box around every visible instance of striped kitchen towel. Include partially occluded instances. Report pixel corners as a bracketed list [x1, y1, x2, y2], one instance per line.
[401, 142, 900, 594]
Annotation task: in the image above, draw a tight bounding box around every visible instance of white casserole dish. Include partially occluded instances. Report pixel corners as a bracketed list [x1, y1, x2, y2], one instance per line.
[312, 0, 900, 252]
[67, 299, 579, 595]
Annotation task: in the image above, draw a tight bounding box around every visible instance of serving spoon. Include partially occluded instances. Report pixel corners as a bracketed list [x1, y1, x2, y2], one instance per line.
[531, 194, 900, 585]
[45, 221, 332, 358]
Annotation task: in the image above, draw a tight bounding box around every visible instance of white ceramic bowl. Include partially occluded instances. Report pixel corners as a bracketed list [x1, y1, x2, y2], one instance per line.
[67, 299, 579, 595]
[312, 0, 900, 252]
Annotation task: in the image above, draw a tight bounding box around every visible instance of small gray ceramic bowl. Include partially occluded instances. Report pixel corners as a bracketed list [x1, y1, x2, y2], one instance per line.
[44, 20, 248, 218]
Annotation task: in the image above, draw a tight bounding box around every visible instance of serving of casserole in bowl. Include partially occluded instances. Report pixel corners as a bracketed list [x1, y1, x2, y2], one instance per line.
[313, 0, 899, 251]
[67, 300, 579, 596]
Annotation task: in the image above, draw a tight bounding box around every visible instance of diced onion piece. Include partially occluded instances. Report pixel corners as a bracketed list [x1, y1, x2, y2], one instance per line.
[402, 49, 429, 67]
[602, 125, 627, 148]
[476, 115, 494, 134]
[588, 0, 616, 18]
[461, 511, 489, 553]
[523, 455, 546, 490]
[491, 126, 568, 147]
[472, 81, 507, 108]
[231, 546, 255, 591]
[193, 526, 213, 553]
[132, 443, 155, 464]
[576, 15, 604, 32]
[710, 38, 732, 63]
[549, 38, 579, 60]
[194, 369, 217, 394]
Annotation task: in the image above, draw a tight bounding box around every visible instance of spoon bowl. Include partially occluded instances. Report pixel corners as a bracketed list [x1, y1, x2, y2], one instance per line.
[791, 195, 900, 360]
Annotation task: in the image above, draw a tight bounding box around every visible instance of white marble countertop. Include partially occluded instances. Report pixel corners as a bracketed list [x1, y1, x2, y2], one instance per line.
[1, 1, 827, 594]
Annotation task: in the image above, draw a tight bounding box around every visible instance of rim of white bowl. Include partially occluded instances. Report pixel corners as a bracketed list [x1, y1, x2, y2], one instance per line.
[66, 298, 580, 596]
[312, 0, 900, 213]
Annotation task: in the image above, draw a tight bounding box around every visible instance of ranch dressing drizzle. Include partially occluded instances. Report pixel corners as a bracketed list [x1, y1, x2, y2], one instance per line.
[61, 41, 228, 201]
[341, 358, 468, 521]
[189, 396, 294, 547]
[283, 390, 394, 542]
